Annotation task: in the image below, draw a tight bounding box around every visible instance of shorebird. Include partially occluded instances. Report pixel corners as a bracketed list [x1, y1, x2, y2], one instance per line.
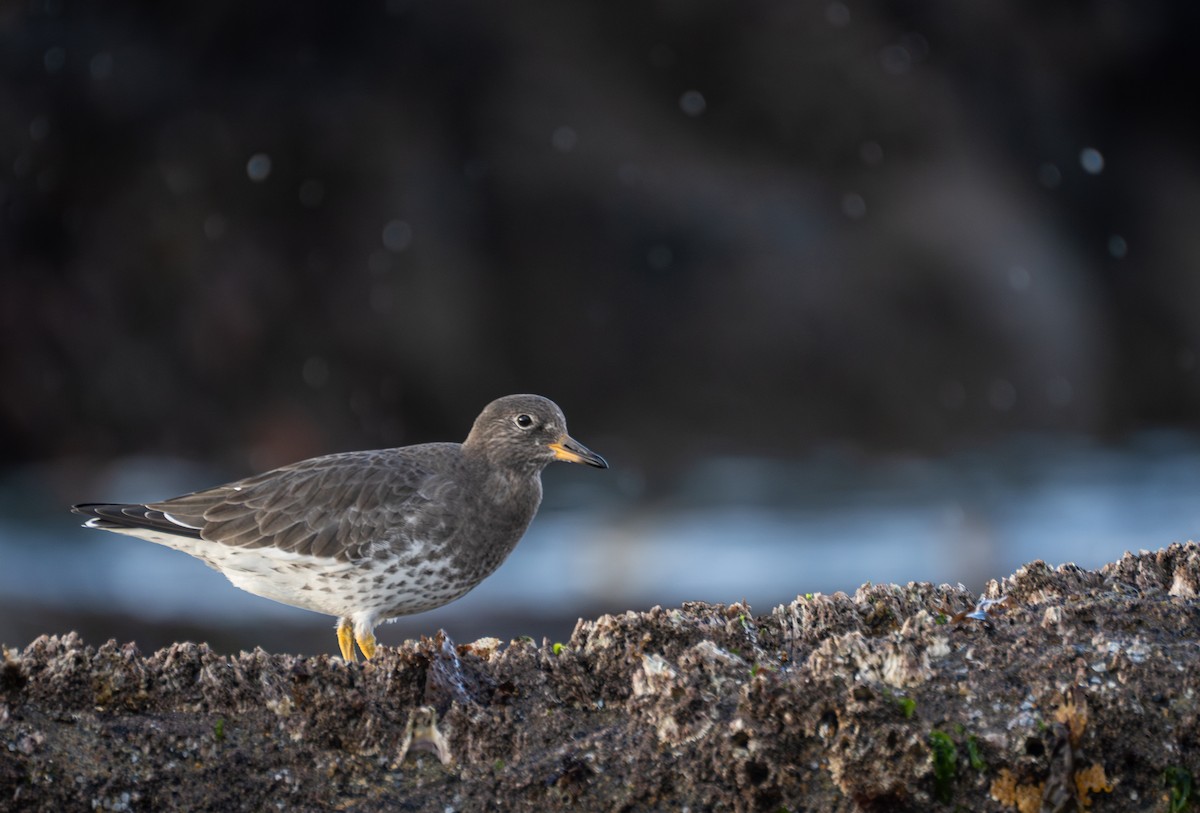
[73, 394, 607, 660]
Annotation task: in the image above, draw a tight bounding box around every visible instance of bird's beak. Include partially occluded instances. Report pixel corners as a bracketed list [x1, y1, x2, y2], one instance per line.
[548, 435, 608, 468]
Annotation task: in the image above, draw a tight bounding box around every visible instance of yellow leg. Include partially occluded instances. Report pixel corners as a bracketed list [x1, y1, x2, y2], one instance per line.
[337, 618, 356, 662]
[356, 630, 377, 660]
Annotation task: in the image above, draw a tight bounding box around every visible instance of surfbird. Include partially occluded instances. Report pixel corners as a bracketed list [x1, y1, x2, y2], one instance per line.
[72, 394, 607, 661]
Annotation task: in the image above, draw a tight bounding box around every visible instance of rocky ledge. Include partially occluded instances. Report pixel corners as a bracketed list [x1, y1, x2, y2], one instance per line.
[3, 544, 1200, 812]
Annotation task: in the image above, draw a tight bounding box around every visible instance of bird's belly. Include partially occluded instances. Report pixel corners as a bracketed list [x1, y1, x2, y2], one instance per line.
[108, 525, 499, 621]
[194, 544, 477, 619]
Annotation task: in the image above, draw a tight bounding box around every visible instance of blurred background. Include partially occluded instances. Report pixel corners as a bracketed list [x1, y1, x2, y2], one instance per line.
[3, 0, 1200, 656]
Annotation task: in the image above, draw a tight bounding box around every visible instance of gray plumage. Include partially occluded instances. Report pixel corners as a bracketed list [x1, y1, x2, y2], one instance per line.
[73, 394, 607, 660]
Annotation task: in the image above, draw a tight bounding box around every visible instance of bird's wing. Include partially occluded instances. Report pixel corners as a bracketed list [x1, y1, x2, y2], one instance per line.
[131, 445, 464, 563]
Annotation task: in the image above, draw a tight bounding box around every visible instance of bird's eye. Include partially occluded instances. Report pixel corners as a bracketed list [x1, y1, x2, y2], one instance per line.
[514, 414, 534, 429]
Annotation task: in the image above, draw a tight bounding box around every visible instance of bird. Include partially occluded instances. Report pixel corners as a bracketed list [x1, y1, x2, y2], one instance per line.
[73, 394, 608, 661]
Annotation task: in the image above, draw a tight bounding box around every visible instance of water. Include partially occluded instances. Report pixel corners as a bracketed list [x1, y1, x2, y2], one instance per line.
[2, 433, 1198, 648]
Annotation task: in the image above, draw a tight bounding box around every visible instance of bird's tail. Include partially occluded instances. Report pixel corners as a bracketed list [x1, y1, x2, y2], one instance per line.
[72, 503, 203, 539]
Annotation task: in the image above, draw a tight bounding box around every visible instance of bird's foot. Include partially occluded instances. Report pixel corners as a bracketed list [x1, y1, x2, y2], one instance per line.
[337, 619, 357, 662]
[356, 631, 377, 660]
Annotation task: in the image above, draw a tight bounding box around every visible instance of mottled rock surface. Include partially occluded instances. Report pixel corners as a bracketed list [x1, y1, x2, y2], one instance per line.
[4, 545, 1200, 812]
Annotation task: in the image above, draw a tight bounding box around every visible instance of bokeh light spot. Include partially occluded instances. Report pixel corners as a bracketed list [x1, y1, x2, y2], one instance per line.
[679, 90, 707, 117]
[382, 219, 413, 253]
[302, 356, 329, 389]
[246, 153, 272, 182]
[1080, 147, 1104, 174]
[44, 47, 66, 75]
[939, 381, 966, 410]
[989, 379, 1017, 411]
[879, 44, 912, 75]
[551, 126, 578, 153]
[1037, 163, 1062, 189]
[1046, 377, 1073, 407]
[842, 192, 867, 220]
[647, 244, 673, 270]
[203, 214, 227, 241]
[1007, 265, 1031, 292]
[90, 51, 113, 80]
[826, 2, 850, 26]
[299, 179, 324, 208]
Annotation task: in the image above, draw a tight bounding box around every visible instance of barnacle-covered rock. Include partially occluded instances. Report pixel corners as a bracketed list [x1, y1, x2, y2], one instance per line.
[3, 545, 1200, 811]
